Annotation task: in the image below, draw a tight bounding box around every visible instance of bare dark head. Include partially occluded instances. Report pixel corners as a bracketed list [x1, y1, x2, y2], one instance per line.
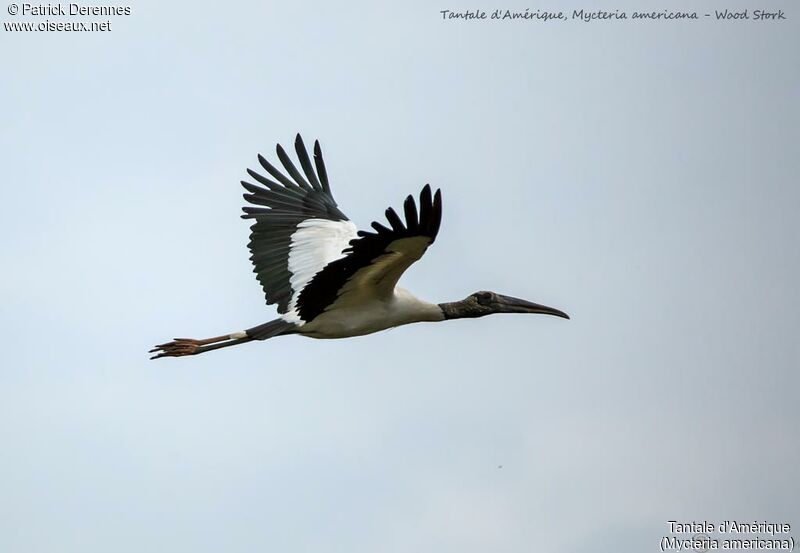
[439, 291, 569, 320]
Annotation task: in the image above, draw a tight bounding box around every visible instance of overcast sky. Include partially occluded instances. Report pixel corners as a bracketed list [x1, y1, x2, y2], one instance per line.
[2, 0, 798, 551]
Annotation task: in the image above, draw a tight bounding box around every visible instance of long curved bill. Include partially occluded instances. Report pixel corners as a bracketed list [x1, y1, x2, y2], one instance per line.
[496, 295, 570, 319]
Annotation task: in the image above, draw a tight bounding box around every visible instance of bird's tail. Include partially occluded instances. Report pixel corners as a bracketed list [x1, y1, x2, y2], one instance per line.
[149, 318, 297, 360]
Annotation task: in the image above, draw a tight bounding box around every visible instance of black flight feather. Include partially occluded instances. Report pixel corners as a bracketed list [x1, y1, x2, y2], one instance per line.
[242, 135, 348, 314]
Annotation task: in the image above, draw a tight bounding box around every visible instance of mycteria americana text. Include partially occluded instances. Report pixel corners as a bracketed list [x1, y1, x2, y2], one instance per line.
[150, 135, 568, 359]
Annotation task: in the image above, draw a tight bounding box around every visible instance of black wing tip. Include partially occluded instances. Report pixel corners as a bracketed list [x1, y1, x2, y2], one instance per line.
[430, 187, 443, 241]
[312, 138, 331, 195]
[385, 206, 406, 232]
[371, 185, 444, 240]
[293, 133, 324, 192]
[433, 188, 443, 214]
[279, 133, 308, 155]
[251, 135, 336, 198]
[294, 133, 309, 156]
[403, 194, 419, 230]
[403, 195, 415, 215]
[419, 184, 440, 206]
[256, 153, 276, 174]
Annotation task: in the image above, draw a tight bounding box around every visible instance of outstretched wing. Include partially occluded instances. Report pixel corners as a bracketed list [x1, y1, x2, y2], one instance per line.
[296, 185, 442, 323]
[241, 134, 358, 323]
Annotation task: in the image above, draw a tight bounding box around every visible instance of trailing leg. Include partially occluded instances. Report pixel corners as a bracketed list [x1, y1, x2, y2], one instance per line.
[149, 318, 297, 360]
[149, 332, 252, 359]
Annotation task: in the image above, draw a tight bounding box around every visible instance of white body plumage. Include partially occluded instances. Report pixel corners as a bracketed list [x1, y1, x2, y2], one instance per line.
[299, 287, 444, 339]
[282, 219, 444, 337]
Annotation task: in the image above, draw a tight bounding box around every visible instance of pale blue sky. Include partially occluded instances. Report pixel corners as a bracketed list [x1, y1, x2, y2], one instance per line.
[2, 0, 798, 552]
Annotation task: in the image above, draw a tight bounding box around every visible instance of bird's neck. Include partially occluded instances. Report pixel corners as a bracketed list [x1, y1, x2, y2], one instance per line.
[393, 288, 446, 322]
[437, 299, 483, 320]
[438, 300, 464, 320]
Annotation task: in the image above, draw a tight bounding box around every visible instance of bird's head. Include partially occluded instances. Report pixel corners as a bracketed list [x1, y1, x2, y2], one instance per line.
[441, 291, 570, 320]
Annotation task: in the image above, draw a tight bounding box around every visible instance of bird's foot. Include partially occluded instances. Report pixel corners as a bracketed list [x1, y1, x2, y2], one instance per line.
[149, 338, 205, 360]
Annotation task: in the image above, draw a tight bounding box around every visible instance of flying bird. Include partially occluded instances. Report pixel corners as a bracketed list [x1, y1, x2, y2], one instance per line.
[150, 135, 568, 359]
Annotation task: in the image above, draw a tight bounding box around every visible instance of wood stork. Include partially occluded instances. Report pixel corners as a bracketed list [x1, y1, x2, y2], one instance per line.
[150, 135, 568, 359]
